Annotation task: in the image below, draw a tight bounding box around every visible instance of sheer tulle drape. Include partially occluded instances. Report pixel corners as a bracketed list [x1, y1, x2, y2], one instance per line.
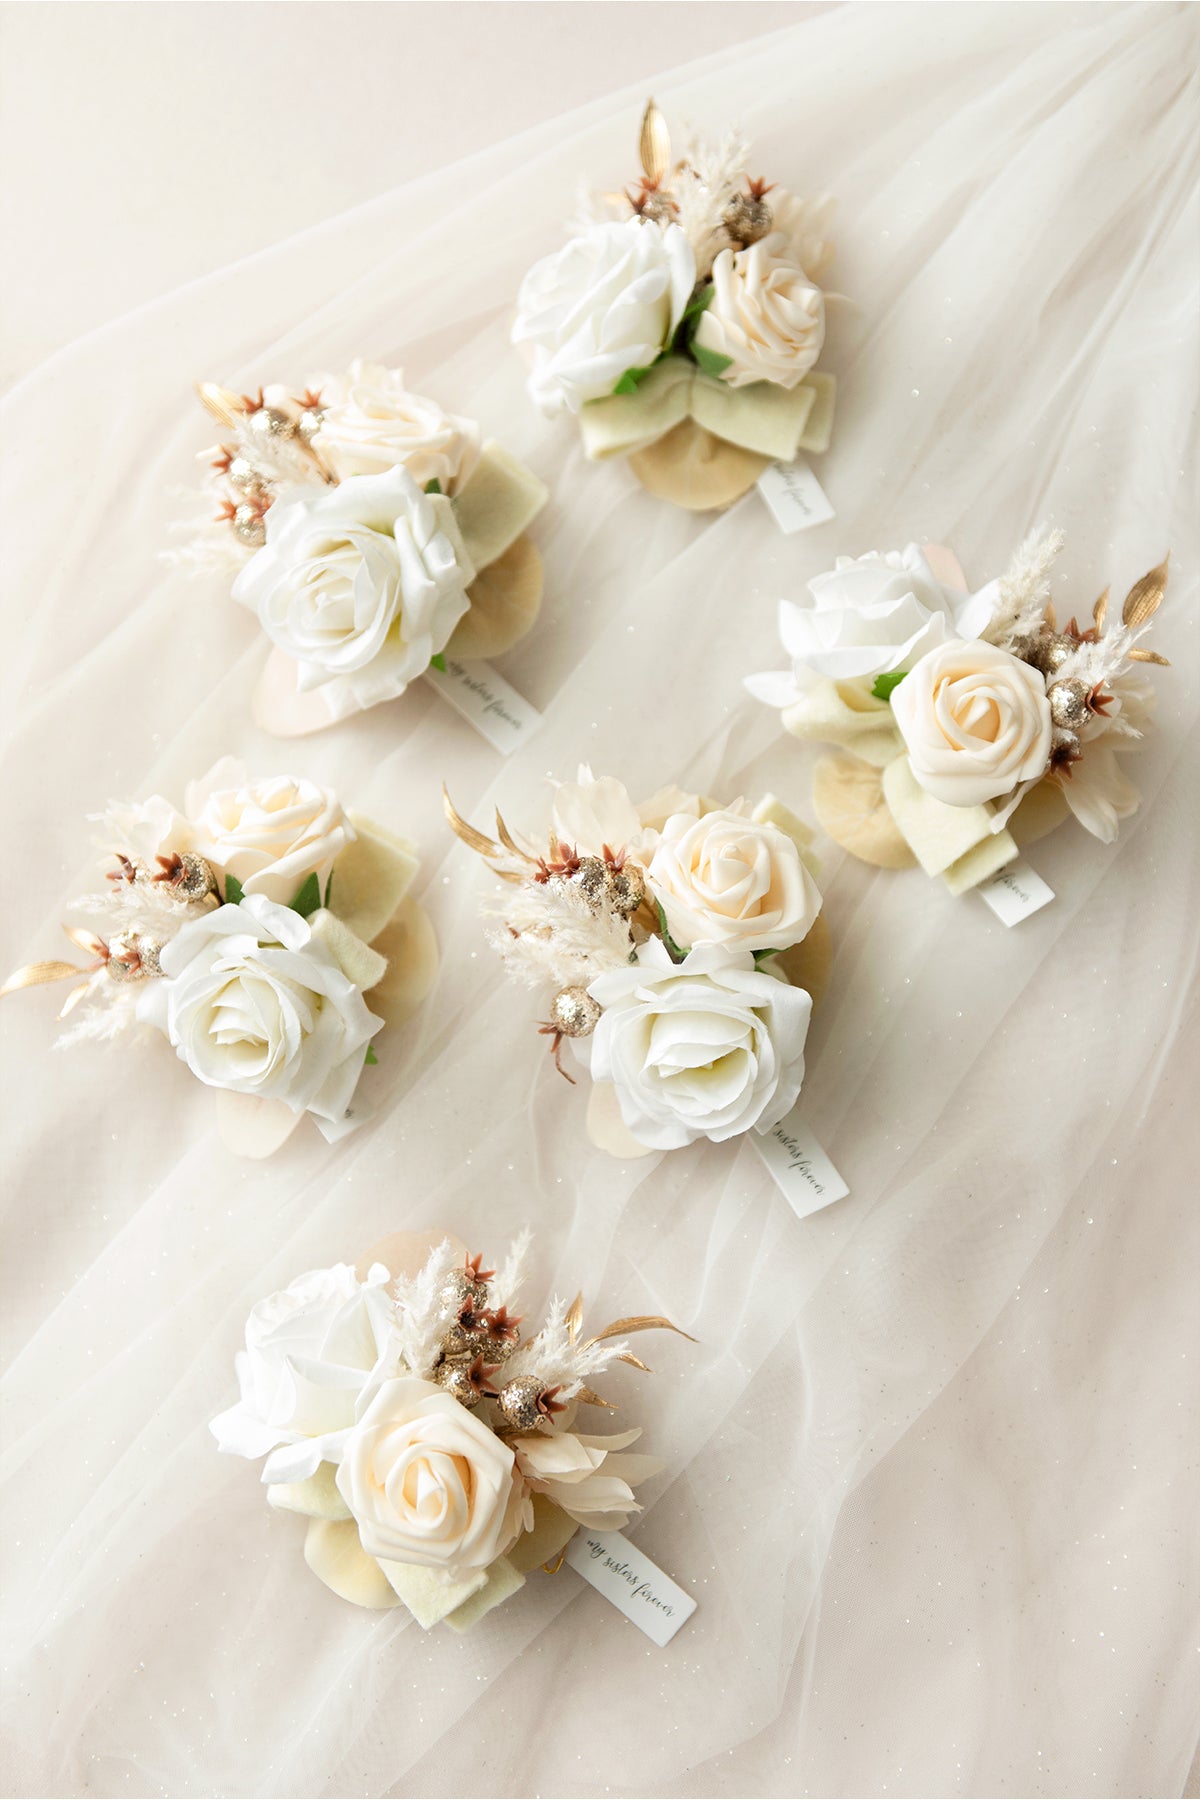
[1, 6, 1197, 1796]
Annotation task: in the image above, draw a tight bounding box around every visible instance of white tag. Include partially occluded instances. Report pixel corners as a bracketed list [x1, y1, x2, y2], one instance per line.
[424, 657, 541, 755]
[976, 856, 1055, 926]
[756, 458, 836, 534]
[565, 1529, 696, 1646]
[753, 1107, 849, 1220]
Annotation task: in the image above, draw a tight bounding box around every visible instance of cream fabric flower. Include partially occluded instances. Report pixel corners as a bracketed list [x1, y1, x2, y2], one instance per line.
[693, 237, 824, 389]
[647, 806, 820, 953]
[587, 939, 812, 1150]
[892, 639, 1053, 807]
[312, 360, 481, 494]
[336, 1377, 527, 1572]
[232, 465, 473, 712]
[513, 218, 696, 413]
[185, 759, 354, 905]
[209, 1262, 396, 1483]
[512, 1427, 662, 1531]
[139, 895, 382, 1135]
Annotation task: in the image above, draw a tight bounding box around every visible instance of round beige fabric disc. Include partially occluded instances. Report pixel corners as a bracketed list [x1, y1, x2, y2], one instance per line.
[446, 534, 543, 660]
[627, 420, 771, 511]
[773, 910, 833, 1007]
[1009, 778, 1071, 846]
[812, 754, 917, 868]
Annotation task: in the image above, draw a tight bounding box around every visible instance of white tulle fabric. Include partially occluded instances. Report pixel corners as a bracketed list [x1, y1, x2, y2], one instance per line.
[1, 7, 1197, 1797]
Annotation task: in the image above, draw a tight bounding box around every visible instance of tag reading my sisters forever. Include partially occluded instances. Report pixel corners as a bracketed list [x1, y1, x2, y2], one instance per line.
[565, 1529, 697, 1646]
[425, 657, 542, 755]
[753, 1106, 850, 1220]
[976, 856, 1055, 926]
[757, 457, 836, 534]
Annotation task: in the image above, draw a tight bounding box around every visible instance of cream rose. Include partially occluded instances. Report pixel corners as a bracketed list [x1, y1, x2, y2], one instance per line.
[587, 939, 812, 1150]
[336, 1376, 526, 1572]
[232, 465, 473, 713]
[513, 218, 696, 414]
[891, 638, 1053, 807]
[209, 1262, 397, 1483]
[746, 546, 999, 703]
[185, 760, 353, 905]
[693, 238, 824, 389]
[647, 807, 820, 953]
[312, 360, 481, 494]
[139, 894, 382, 1134]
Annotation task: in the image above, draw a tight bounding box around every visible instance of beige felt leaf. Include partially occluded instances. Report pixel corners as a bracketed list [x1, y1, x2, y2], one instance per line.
[628, 419, 771, 512]
[304, 1518, 402, 1610]
[216, 1089, 304, 1160]
[444, 1557, 527, 1634]
[1008, 779, 1071, 847]
[379, 1557, 488, 1628]
[585, 1080, 657, 1160]
[882, 757, 999, 877]
[773, 910, 833, 1008]
[330, 817, 419, 948]
[266, 1463, 352, 1522]
[364, 896, 438, 1030]
[941, 830, 1018, 896]
[812, 754, 916, 868]
[446, 534, 543, 661]
[452, 441, 547, 571]
[1121, 554, 1169, 627]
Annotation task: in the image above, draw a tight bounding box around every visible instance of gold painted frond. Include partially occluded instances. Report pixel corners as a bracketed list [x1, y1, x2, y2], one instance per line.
[1122, 553, 1169, 627]
[639, 99, 671, 186]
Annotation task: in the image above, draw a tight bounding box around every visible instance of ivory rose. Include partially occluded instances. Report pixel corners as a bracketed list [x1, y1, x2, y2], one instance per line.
[693, 238, 824, 389]
[140, 894, 382, 1134]
[336, 1377, 527, 1572]
[647, 807, 820, 953]
[209, 1262, 397, 1483]
[312, 361, 481, 494]
[891, 638, 1053, 807]
[232, 465, 473, 712]
[587, 938, 812, 1150]
[513, 218, 696, 413]
[186, 760, 354, 905]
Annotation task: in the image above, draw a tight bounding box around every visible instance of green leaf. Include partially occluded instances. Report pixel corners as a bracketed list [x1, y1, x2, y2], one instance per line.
[612, 364, 656, 396]
[690, 343, 733, 379]
[655, 901, 689, 965]
[424, 478, 442, 495]
[323, 869, 334, 910]
[429, 652, 448, 672]
[364, 1045, 379, 1066]
[223, 872, 244, 906]
[753, 947, 782, 965]
[288, 872, 322, 918]
[871, 671, 908, 702]
[680, 284, 715, 324]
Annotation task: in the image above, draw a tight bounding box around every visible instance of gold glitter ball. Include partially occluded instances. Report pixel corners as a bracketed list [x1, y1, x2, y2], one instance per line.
[436, 1361, 485, 1408]
[1048, 676, 1091, 732]
[232, 504, 266, 547]
[107, 932, 164, 981]
[248, 406, 296, 441]
[550, 985, 602, 1039]
[721, 192, 773, 246]
[607, 862, 646, 917]
[496, 1375, 547, 1432]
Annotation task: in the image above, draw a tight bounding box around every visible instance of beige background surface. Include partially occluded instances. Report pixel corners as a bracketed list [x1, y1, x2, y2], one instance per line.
[0, 0, 814, 389]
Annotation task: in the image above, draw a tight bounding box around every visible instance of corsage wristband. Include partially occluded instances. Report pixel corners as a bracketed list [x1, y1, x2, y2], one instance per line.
[512, 101, 838, 512]
[212, 1231, 688, 1631]
[445, 767, 830, 1157]
[0, 760, 437, 1155]
[178, 362, 548, 735]
[748, 535, 1170, 894]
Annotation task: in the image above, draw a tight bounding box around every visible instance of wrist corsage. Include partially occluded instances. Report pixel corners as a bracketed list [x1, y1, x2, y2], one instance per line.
[512, 100, 837, 511]
[1, 760, 437, 1155]
[212, 1230, 687, 1630]
[747, 536, 1170, 893]
[179, 362, 548, 735]
[445, 768, 830, 1156]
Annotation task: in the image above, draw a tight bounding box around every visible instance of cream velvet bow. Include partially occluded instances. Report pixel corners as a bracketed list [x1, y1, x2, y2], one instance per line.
[579, 353, 836, 463]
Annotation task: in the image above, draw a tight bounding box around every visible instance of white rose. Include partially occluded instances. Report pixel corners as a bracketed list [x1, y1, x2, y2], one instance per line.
[693, 238, 824, 389]
[140, 894, 382, 1132]
[232, 465, 473, 712]
[209, 1262, 397, 1483]
[587, 939, 812, 1150]
[185, 759, 354, 905]
[746, 546, 999, 702]
[336, 1376, 527, 1572]
[647, 807, 821, 953]
[891, 638, 1053, 807]
[513, 218, 696, 414]
[312, 361, 481, 494]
